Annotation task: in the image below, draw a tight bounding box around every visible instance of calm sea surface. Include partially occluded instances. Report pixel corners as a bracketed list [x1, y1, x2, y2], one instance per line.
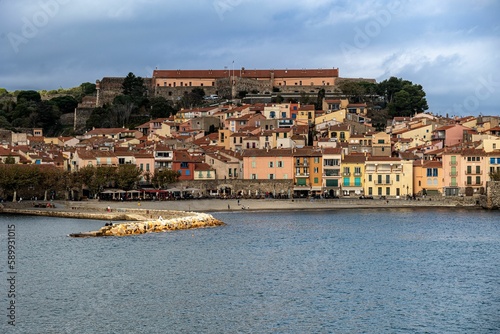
[0, 208, 499, 333]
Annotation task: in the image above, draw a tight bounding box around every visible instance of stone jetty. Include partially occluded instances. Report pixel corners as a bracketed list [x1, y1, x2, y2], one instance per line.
[69, 212, 225, 237]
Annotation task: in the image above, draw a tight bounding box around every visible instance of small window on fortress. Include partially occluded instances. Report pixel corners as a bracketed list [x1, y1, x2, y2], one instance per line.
[168, 92, 172, 96]
[201, 83, 204, 86]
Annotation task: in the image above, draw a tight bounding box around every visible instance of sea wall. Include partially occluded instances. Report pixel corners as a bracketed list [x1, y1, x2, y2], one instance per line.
[481, 181, 500, 209]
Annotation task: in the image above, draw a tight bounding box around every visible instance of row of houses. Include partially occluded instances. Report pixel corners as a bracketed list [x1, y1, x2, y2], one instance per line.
[1, 99, 500, 198]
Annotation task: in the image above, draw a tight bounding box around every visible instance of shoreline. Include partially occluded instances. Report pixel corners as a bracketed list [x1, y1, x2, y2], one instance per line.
[0, 197, 481, 221]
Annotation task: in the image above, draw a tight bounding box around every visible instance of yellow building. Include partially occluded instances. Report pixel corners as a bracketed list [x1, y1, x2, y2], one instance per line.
[364, 157, 413, 198]
[341, 154, 368, 196]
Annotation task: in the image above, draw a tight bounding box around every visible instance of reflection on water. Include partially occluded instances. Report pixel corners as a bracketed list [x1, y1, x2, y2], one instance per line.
[0, 208, 499, 333]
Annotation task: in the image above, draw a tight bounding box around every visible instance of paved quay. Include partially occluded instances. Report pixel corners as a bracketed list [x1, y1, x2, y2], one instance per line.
[2, 196, 478, 216]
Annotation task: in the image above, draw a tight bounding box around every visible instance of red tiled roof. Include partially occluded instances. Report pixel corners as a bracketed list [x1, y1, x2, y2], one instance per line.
[153, 68, 339, 79]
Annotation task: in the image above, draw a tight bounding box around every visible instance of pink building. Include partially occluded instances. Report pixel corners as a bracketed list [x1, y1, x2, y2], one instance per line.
[241, 148, 294, 180]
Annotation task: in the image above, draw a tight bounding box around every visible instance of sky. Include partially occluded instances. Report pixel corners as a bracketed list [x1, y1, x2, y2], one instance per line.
[0, 0, 499, 117]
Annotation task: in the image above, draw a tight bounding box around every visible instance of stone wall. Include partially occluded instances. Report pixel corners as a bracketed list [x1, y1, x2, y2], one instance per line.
[481, 181, 500, 209]
[174, 179, 295, 197]
[97, 77, 154, 107]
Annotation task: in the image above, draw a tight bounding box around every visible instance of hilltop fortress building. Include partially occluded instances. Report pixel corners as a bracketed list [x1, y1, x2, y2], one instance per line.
[95, 68, 374, 106]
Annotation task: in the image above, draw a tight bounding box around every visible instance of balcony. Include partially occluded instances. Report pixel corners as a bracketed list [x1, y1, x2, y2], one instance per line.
[354, 172, 362, 176]
[295, 173, 309, 178]
[465, 170, 482, 175]
[375, 181, 393, 185]
[342, 172, 351, 176]
[449, 172, 458, 177]
[449, 161, 458, 166]
[464, 181, 483, 186]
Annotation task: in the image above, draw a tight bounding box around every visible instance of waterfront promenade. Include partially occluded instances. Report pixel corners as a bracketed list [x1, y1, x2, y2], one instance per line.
[0, 196, 480, 220]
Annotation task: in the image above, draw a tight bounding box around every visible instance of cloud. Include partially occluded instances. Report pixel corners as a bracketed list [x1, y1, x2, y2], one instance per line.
[0, 0, 498, 115]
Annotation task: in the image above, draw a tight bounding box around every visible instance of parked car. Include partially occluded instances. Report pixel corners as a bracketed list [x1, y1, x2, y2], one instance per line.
[359, 195, 373, 199]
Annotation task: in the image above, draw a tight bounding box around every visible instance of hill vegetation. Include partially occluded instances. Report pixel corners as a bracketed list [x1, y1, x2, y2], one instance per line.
[0, 73, 428, 136]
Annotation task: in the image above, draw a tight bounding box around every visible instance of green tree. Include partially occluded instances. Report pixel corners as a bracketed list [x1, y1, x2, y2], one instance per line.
[122, 72, 147, 100]
[50, 95, 78, 114]
[86, 106, 113, 129]
[37, 166, 65, 200]
[490, 170, 500, 181]
[338, 81, 366, 103]
[0, 165, 39, 201]
[315, 88, 325, 110]
[151, 169, 180, 189]
[149, 96, 175, 119]
[80, 82, 96, 96]
[112, 95, 135, 127]
[17, 90, 41, 103]
[115, 165, 142, 190]
[388, 83, 428, 117]
[78, 166, 115, 198]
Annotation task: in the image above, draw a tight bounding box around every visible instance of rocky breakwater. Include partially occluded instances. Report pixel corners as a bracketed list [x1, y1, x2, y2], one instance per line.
[69, 212, 225, 237]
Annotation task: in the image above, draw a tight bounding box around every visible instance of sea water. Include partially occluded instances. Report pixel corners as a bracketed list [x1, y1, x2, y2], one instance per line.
[0, 208, 499, 333]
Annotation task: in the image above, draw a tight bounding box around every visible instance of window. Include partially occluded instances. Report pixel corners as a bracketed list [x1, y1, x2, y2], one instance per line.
[476, 166, 480, 174]
[354, 167, 361, 175]
[251, 161, 256, 168]
[277, 161, 283, 168]
[251, 174, 257, 179]
[466, 176, 472, 185]
[427, 168, 432, 177]
[354, 177, 361, 186]
[269, 161, 274, 168]
[269, 174, 274, 180]
[385, 175, 390, 184]
[386, 187, 390, 195]
[146, 163, 150, 172]
[433, 168, 438, 177]
[343, 177, 350, 186]
[185, 170, 190, 176]
[368, 187, 372, 195]
[368, 175, 372, 182]
[314, 177, 319, 184]
[396, 175, 400, 182]
[377, 175, 382, 184]
[378, 187, 382, 195]
[326, 180, 338, 187]
[314, 167, 319, 173]
[343, 167, 350, 175]
[314, 157, 320, 163]
[476, 176, 481, 185]
[181, 162, 188, 168]
[140, 163, 144, 171]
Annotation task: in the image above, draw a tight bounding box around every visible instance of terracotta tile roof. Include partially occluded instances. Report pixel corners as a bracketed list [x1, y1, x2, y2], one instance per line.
[343, 154, 369, 163]
[241, 148, 294, 157]
[153, 68, 339, 79]
[322, 147, 343, 154]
